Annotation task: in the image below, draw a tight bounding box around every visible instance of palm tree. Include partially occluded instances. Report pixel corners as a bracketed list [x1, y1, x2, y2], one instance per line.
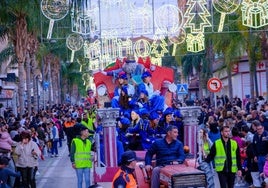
[0, 0, 40, 116]
[260, 31, 268, 101]
[181, 51, 209, 99]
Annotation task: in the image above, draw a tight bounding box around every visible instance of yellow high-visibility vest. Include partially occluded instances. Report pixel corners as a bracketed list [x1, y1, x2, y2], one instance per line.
[72, 138, 92, 168]
[214, 139, 238, 173]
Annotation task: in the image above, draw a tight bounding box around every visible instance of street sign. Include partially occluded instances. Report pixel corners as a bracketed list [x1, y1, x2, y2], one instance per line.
[207, 77, 222, 92]
[43, 81, 50, 90]
[177, 84, 188, 94]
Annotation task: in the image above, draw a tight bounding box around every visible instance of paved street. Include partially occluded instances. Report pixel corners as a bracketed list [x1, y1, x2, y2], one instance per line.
[35, 141, 245, 188]
[36, 141, 111, 188]
[36, 144, 77, 188]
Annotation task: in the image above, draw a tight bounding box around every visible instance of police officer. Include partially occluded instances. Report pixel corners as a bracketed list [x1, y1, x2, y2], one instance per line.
[112, 150, 137, 188]
[205, 125, 242, 188]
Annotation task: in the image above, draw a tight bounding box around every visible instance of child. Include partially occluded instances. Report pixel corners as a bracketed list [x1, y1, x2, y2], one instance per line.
[0, 156, 20, 188]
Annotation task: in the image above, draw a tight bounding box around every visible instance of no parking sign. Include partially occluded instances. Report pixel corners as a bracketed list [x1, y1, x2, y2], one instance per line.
[207, 77, 222, 93]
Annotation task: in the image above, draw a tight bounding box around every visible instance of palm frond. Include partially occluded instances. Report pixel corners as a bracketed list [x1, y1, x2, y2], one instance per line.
[0, 45, 15, 64]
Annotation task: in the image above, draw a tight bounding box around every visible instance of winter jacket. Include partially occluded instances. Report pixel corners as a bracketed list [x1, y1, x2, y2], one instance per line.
[14, 140, 41, 168]
[0, 132, 14, 151]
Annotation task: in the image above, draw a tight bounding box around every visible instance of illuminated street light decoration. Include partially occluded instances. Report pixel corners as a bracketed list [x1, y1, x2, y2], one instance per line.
[77, 59, 89, 72]
[154, 4, 183, 35]
[101, 30, 120, 62]
[82, 73, 91, 86]
[184, 0, 212, 33]
[241, 0, 268, 28]
[169, 28, 186, 56]
[186, 33, 205, 52]
[70, 0, 98, 35]
[117, 38, 133, 58]
[84, 39, 101, 60]
[129, 0, 153, 34]
[213, 0, 241, 32]
[184, 0, 211, 53]
[98, 0, 130, 37]
[41, 0, 69, 39]
[101, 0, 123, 7]
[151, 34, 168, 58]
[66, 33, 84, 63]
[133, 39, 151, 58]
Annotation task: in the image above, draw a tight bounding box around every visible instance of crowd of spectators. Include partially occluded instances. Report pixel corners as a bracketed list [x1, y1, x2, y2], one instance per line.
[0, 91, 268, 187]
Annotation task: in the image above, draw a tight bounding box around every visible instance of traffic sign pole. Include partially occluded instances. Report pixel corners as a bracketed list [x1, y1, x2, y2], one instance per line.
[214, 93, 217, 108]
[207, 77, 222, 108]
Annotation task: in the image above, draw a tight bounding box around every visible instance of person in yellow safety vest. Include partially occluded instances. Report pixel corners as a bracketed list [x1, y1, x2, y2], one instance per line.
[81, 110, 96, 139]
[70, 126, 92, 188]
[205, 125, 242, 188]
[112, 150, 138, 188]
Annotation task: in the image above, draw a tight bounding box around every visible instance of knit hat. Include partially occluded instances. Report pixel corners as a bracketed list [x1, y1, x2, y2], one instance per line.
[125, 54, 136, 63]
[163, 107, 173, 117]
[120, 117, 131, 126]
[141, 71, 152, 79]
[118, 71, 127, 80]
[149, 111, 159, 120]
[132, 109, 140, 116]
[139, 108, 149, 116]
[174, 110, 182, 118]
[121, 85, 128, 95]
[139, 89, 148, 96]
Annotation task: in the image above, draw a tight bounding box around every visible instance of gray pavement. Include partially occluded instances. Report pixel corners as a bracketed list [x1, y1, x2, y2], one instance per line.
[36, 142, 112, 188]
[36, 141, 244, 188]
[36, 144, 77, 188]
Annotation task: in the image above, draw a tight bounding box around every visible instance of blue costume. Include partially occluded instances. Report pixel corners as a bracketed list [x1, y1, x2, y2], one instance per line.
[111, 72, 135, 109]
[157, 108, 175, 137]
[129, 89, 150, 111]
[137, 71, 164, 113]
[128, 114, 155, 150]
